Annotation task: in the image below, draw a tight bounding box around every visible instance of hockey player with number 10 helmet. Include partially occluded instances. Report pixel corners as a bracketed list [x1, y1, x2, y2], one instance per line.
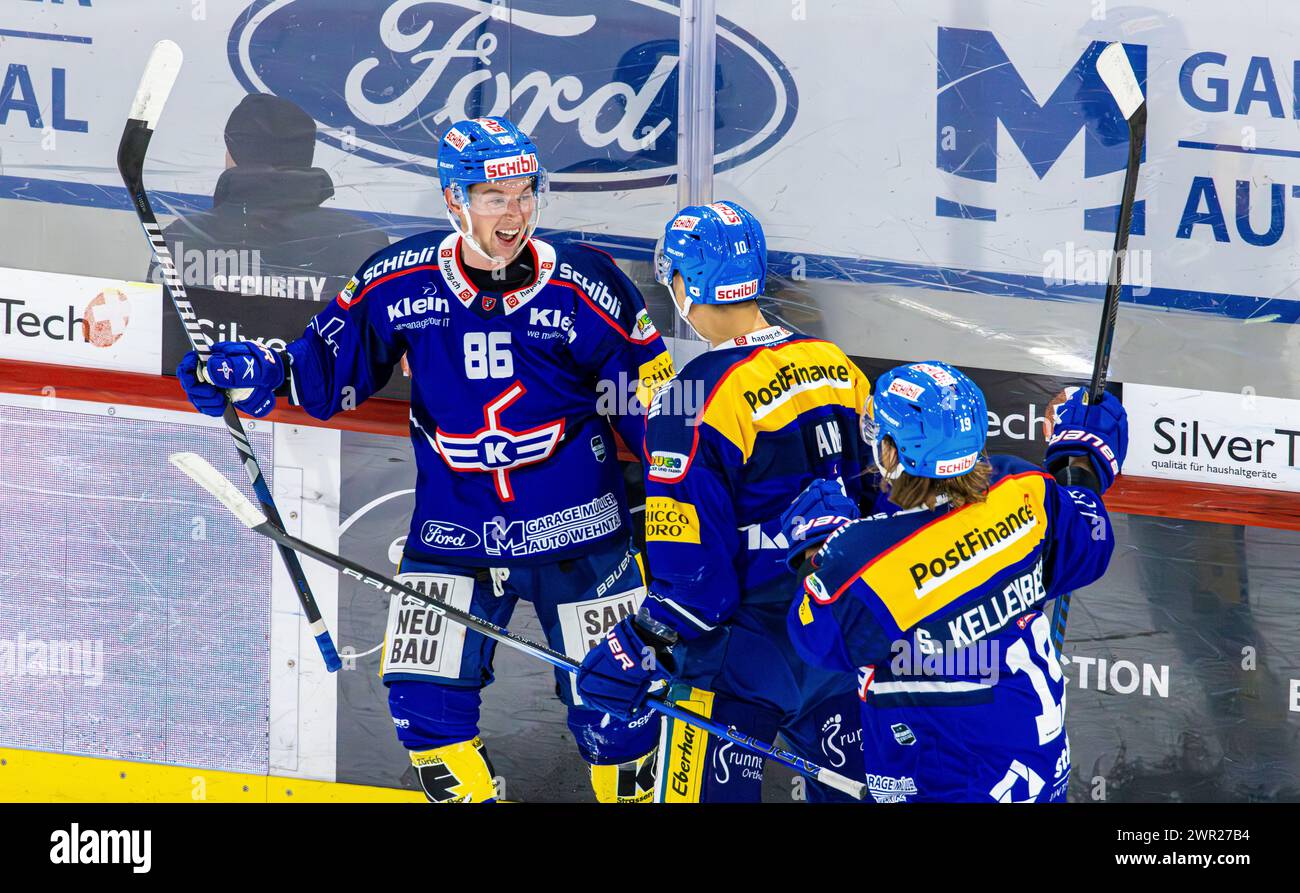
[577, 200, 874, 802]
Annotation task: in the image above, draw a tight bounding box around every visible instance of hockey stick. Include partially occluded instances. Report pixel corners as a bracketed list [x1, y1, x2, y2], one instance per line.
[117, 41, 342, 672]
[168, 451, 868, 800]
[1050, 43, 1146, 655]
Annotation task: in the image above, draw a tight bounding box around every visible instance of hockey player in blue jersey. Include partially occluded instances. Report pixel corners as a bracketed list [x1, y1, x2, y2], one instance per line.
[575, 201, 872, 801]
[782, 363, 1126, 802]
[177, 117, 675, 802]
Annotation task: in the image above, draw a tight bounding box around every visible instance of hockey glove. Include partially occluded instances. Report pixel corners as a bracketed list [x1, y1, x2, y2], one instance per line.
[183, 342, 285, 418]
[177, 351, 227, 417]
[781, 477, 859, 572]
[576, 615, 674, 721]
[1044, 388, 1128, 493]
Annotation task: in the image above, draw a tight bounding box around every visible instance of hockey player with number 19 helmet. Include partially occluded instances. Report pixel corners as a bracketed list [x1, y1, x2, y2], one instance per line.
[784, 362, 1127, 801]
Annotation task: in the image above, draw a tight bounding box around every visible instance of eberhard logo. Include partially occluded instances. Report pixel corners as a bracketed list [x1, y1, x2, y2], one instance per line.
[663, 688, 714, 802]
[644, 496, 700, 544]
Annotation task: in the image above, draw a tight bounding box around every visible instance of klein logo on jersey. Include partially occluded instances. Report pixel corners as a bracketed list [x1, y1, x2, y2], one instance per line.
[444, 127, 469, 151]
[886, 378, 925, 401]
[710, 202, 743, 225]
[430, 382, 565, 502]
[913, 363, 957, 387]
[483, 152, 539, 180]
[714, 278, 759, 302]
[671, 215, 702, 231]
[934, 451, 979, 476]
[647, 451, 688, 482]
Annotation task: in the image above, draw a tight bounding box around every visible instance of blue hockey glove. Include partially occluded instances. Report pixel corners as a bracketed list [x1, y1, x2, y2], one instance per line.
[177, 351, 227, 417]
[180, 342, 285, 418]
[1045, 388, 1128, 492]
[780, 477, 860, 571]
[576, 616, 673, 721]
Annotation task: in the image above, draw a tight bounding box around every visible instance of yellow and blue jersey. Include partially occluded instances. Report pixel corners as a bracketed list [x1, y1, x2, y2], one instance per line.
[789, 454, 1114, 802]
[640, 325, 873, 637]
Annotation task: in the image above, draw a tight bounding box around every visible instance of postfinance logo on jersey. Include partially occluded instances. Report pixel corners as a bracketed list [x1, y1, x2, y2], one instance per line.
[863, 473, 1049, 630]
[705, 341, 868, 460]
[644, 497, 700, 544]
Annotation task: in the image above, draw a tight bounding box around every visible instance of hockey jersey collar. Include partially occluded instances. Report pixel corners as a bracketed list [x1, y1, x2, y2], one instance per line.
[713, 325, 793, 350]
[436, 231, 557, 315]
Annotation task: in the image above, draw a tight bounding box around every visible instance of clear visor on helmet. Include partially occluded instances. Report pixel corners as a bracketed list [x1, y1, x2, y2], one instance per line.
[653, 234, 673, 287]
[862, 396, 901, 480]
[446, 171, 549, 264]
[451, 172, 549, 215]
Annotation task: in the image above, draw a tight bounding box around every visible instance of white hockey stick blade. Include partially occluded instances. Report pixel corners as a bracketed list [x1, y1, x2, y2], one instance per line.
[169, 451, 269, 530]
[129, 39, 184, 129]
[1097, 42, 1143, 120]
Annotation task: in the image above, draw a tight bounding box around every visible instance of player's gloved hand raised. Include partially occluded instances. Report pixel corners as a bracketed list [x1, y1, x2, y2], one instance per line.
[1044, 388, 1128, 492]
[177, 342, 285, 419]
[576, 615, 674, 721]
[781, 477, 859, 571]
[176, 351, 228, 417]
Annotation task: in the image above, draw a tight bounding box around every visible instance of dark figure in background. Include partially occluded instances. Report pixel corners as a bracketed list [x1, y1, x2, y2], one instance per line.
[149, 94, 390, 300]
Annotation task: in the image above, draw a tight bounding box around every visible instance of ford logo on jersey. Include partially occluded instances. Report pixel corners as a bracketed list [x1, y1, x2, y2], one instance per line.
[228, 0, 797, 190]
[419, 521, 481, 550]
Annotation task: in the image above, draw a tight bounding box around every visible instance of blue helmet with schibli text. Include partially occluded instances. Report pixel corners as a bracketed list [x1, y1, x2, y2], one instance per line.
[437, 116, 545, 193]
[865, 362, 988, 479]
[655, 201, 767, 319]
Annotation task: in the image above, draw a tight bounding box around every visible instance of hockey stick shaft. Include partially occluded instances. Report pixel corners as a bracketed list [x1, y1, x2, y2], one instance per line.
[118, 42, 341, 672]
[1052, 44, 1146, 654]
[169, 452, 866, 799]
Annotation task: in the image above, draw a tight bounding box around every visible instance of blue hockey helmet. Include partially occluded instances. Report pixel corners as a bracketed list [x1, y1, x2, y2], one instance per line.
[654, 201, 767, 321]
[437, 117, 549, 262]
[864, 362, 988, 479]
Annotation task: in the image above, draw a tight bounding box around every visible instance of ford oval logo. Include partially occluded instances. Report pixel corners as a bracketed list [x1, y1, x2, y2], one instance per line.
[420, 520, 481, 550]
[228, 0, 797, 190]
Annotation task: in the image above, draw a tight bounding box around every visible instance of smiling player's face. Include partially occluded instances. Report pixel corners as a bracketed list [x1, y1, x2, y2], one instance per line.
[449, 178, 537, 267]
